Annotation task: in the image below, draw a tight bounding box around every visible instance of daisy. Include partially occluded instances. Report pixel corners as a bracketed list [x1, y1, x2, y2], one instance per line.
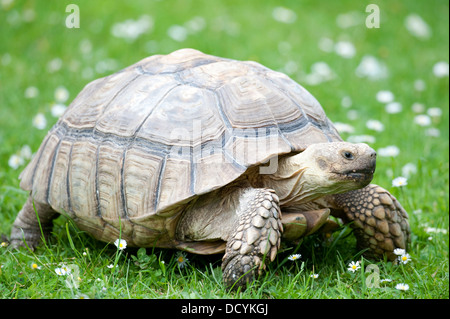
[24, 86, 39, 99]
[432, 61, 449, 78]
[392, 177, 408, 187]
[347, 261, 361, 273]
[272, 7, 297, 24]
[385, 102, 402, 114]
[288, 254, 302, 261]
[8, 154, 24, 170]
[393, 248, 406, 256]
[395, 283, 409, 291]
[334, 41, 356, 59]
[51, 103, 67, 117]
[55, 267, 67, 276]
[378, 145, 400, 157]
[167, 25, 188, 42]
[427, 107, 442, 117]
[176, 252, 189, 268]
[32, 113, 47, 130]
[404, 14, 431, 39]
[398, 253, 412, 264]
[107, 264, 116, 269]
[20, 145, 32, 160]
[31, 263, 41, 270]
[376, 90, 394, 103]
[366, 119, 384, 132]
[114, 238, 127, 250]
[402, 163, 417, 178]
[310, 273, 319, 279]
[414, 114, 431, 126]
[0, 242, 8, 248]
[54, 86, 70, 103]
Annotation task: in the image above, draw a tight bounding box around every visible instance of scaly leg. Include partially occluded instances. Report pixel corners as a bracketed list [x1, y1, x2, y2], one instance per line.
[10, 195, 57, 249]
[328, 184, 411, 261]
[222, 188, 283, 289]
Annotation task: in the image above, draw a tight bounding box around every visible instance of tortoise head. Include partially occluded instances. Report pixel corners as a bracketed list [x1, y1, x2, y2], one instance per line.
[303, 142, 376, 188]
[263, 142, 376, 205]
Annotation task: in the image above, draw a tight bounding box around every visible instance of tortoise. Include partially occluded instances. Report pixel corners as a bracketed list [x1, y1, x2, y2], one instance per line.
[10, 48, 411, 289]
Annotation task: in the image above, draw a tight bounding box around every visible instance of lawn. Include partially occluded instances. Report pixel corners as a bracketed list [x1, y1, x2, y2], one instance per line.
[0, 0, 448, 300]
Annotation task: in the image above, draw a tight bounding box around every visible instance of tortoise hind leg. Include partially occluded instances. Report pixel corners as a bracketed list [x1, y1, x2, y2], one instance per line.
[222, 188, 283, 290]
[328, 184, 411, 261]
[10, 195, 58, 249]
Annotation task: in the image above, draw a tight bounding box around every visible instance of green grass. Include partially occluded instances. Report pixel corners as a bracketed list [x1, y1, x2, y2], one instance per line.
[0, 0, 448, 299]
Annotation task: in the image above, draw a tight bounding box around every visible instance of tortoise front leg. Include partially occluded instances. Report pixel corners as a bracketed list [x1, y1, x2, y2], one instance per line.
[222, 188, 283, 290]
[10, 195, 58, 249]
[328, 184, 411, 261]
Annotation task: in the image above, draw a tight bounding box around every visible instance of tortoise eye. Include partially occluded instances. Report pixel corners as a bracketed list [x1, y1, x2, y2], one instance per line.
[343, 151, 354, 160]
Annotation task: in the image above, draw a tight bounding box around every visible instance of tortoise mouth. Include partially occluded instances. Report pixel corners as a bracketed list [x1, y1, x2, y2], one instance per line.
[334, 168, 375, 184]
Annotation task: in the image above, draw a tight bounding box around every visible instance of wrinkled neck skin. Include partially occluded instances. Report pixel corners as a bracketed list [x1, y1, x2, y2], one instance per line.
[255, 152, 349, 208]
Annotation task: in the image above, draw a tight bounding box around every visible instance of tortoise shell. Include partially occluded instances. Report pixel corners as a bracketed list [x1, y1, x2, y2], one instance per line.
[19, 49, 341, 247]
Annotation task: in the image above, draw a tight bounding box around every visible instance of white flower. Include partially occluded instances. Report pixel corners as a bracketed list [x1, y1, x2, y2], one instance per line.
[47, 58, 62, 73]
[334, 122, 355, 134]
[282, 60, 298, 75]
[31, 263, 41, 270]
[167, 25, 188, 42]
[425, 128, 440, 137]
[395, 283, 410, 291]
[414, 114, 431, 126]
[341, 96, 352, 108]
[432, 61, 449, 78]
[111, 15, 153, 41]
[54, 86, 69, 103]
[414, 79, 426, 91]
[95, 59, 119, 74]
[20, 145, 32, 160]
[405, 14, 431, 39]
[51, 103, 67, 117]
[32, 113, 47, 130]
[55, 265, 70, 276]
[184, 16, 206, 33]
[310, 273, 319, 279]
[402, 163, 417, 177]
[176, 251, 189, 268]
[424, 227, 448, 234]
[334, 41, 356, 59]
[24, 86, 39, 99]
[398, 253, 411, 264]
[288, 254, 302, 261]
[394, 248, 406, 256]
[304, 62, 335, 85]
[347, 261, 360, 273]
[355, 55, 388, 80]
[376, 90, 395, 103]
[114, 239, 127, 250]
[272, 7, 297, 24]
[8, 154, 24, 170]
[378, 145, 400, 157]
[411, 102, 425, 113]
[318, 37, 334, 53]
[336, 11, 363, 29]
[427, 107, 442, 117]
[347, 135, 376, 144]
[385, 102, 402, 114]
[366, 119, 384, 132]
[380, 278, 392, 283]
[107, 264, 116, 269]
[392, 177, 408, 187]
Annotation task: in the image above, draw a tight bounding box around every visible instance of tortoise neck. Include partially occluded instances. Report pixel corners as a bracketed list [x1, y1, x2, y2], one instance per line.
[254, 153, 321, 207]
